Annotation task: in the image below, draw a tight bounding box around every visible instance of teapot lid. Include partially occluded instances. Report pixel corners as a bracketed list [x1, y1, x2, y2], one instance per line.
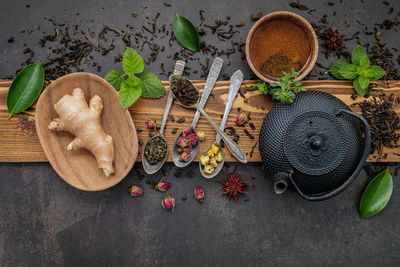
[283, 110, 347, 176]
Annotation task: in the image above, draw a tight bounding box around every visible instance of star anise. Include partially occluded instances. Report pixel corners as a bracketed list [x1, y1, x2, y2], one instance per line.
[323, 28, 344, 52]
[219, 172, 248, 201]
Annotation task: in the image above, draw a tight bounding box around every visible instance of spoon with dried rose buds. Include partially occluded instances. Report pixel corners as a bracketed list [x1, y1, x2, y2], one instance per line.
[200, 70, 244, 178]
[142, 60, 186, 175]
[172, 57, 223, 168]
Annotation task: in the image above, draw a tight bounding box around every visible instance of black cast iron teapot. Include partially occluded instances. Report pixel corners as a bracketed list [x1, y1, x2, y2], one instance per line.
[259, 91, 371, 201]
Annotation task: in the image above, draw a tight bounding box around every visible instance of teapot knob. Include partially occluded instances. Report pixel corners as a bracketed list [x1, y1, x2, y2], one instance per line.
[310, 135, 323, 149]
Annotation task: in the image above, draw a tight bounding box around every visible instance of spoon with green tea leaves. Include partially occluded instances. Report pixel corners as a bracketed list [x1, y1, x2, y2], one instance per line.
[142, 60, 186, 175]
[199, 70, 243, 178]
[170, 74, 247, 164]
[172, 57, 223, 168]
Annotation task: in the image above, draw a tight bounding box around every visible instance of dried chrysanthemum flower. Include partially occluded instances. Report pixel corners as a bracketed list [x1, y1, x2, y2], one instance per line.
[197, 131, 206, 142]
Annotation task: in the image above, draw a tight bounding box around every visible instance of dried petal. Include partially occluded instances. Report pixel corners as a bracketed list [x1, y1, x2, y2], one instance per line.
[145, 119, 157, 130]
[155, 181, 171, 192]
[128, 186, 144, 197]
[161, 195, 175, 211]
[194, 186, 205, 202]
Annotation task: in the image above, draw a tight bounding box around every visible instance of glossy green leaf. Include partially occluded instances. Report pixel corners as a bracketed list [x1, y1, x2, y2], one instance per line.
[119, 76, 142, 109]
[359, 54, 370, 68]
[329, 61, 349, 79]
[7, 62, 44, 119]
[105, 70, 125, 90]
[353, 76, 370, 96]
[352, 45, 367, 66]
[173, 14, 200, 52]
[360, 167, 393, 219]
[367, 65, 386, 80]
[122, 48, 144, 75]
[338, 63, 358, 80]
[139, 72, 165, 98]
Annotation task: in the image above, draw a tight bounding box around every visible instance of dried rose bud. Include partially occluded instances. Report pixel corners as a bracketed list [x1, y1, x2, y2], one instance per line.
[177, 136, 190, 148]
[161, 195, 175, 211]
[155, 180, 171, 192]
[183, 128, 192, 137]
[235, 112, 249, 126]
[190, 133, 198, 146]
[145, 119, 157, 130]
[180, 151, 191, 162]
[194, 186, 205, 202]
[128, 186, 144, 197]
[197, 131, 206, 142]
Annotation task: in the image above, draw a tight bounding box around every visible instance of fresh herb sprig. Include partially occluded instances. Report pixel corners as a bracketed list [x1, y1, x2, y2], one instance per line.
[330, 45, 386, 96]
[105, 48, 165, 109]
[256, 68, 306, 104]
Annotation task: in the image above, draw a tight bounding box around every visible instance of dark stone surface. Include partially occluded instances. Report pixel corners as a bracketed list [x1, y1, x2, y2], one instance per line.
[1, 0, 400, 266]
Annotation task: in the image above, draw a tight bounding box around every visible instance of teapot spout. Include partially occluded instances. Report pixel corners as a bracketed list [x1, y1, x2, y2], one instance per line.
[271, 172, 291, 194]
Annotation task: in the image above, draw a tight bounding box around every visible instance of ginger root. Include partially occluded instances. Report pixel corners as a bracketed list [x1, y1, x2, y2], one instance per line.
[49, 88, 115, 177]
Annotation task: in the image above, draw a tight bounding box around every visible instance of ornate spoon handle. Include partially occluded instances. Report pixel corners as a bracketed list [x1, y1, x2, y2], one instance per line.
[215, 70, 243, 144]
[191, 57, 223, 129]
[160, 60, 185, 136]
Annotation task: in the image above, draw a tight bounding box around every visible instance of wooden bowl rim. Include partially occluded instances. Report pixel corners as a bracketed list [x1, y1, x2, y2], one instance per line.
[35, 72, 137, 191]
[245, 11, 319, 83]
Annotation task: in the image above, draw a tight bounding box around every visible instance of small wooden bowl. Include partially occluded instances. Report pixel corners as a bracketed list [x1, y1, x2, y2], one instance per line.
[245, 11, 318, 83]
[35, 72, 138, 191]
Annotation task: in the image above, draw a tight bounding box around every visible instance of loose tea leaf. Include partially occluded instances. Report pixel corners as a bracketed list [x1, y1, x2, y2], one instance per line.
[7, 62, 44, 119]
[360, 167, 393, 219]
[173, 14, 200, 52]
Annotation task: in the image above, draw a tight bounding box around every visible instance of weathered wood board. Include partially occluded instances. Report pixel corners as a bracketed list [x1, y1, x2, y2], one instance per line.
[0, 80, 399, 162]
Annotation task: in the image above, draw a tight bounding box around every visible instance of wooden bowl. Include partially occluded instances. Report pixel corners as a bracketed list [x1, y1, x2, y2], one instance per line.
[35, 72, 138, 191]
[245, 11, 318, 83]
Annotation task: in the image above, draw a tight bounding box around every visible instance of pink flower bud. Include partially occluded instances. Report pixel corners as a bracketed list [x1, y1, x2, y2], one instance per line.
[194, 186, 204, 202]
[161, 195, 175, 211]
[235, 112, 249, 126]
[180, 151, 191, 162]
[183, 128, 192, 137]
[190, 133, 198, 146]
[177, 136, 190, 148]
[128, 186, 144, 197]
[155, 181, 171, 192]
[145, 119, 157, 130]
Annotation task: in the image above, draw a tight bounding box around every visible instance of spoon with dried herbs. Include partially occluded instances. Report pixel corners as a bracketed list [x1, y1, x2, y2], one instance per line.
[142, 60, 186, 174]
[172, 57, 223, 168]
[200, 70, 243, 178]
[170, 75, 247, 164]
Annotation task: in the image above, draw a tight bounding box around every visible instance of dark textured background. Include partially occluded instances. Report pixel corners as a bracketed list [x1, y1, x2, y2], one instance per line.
[1, 0, 400, 266]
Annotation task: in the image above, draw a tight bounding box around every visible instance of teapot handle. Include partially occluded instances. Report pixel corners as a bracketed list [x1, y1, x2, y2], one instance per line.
[287, 109, 371, 201]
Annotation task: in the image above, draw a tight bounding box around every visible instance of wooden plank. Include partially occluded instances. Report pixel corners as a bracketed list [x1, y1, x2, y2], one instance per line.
[0, 79, 399, 163]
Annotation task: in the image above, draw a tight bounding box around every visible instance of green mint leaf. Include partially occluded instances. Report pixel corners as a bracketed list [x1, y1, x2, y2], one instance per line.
[139, 72, 165, 98]
[122, 48, 144, 75]
[105, 70, 125, 90]
[351, 45, 367, 66]
[338, 63, 358, 80]
[173, 14, 200, 52]
[367, 65, 386, 80]
[329, 61, 349, 79]
[247, 85, 256, 91]
[119, 77, 142, 109]
[7, 62, 44, 119]
[359, 54, 370, 68]
[353, 76, 370, 96]
[360, 167, 393, 219]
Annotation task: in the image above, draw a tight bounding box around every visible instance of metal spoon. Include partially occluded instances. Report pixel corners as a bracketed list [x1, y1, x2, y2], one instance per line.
[200, 70, 244, 178]
[170, 75, 247, 164]
[172, 57, 223, 168]
[142, 60, 185, 174]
